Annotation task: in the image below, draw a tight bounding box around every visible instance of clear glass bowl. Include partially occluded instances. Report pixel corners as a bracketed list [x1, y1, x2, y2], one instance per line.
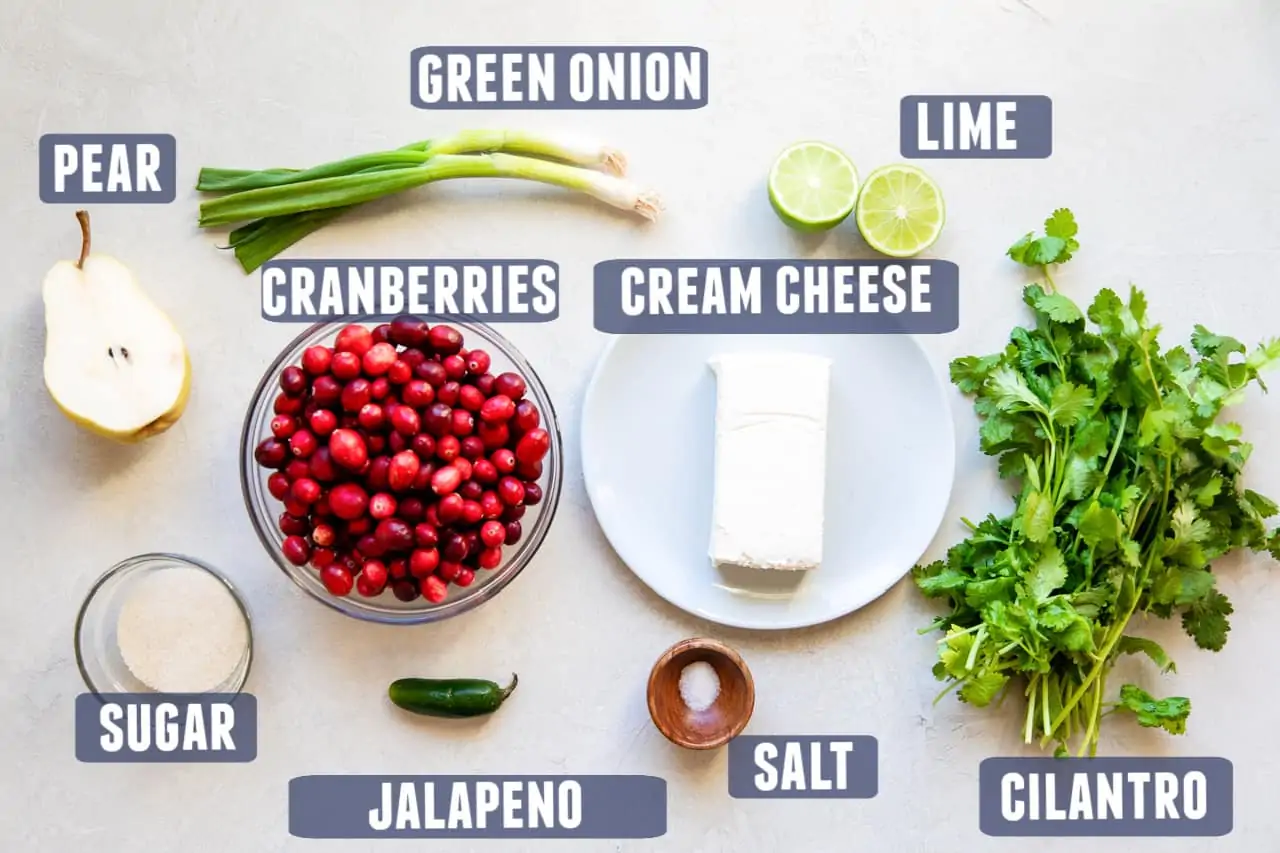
[240, 320, 562, 625]
[75, 553, 254, 695]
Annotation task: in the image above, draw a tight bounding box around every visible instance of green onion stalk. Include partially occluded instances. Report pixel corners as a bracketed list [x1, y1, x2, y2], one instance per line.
[196, 130, 657, 272]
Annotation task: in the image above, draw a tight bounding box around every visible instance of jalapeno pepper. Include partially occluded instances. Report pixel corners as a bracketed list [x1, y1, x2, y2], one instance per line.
[388, 673, 518, 718]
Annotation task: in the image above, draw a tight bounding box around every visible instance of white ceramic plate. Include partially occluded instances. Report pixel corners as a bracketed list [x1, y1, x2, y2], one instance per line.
[581, 334, 956, 630]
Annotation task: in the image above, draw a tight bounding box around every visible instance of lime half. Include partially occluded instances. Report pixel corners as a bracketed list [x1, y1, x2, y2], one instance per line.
[854, 164, 946, 257]
[768, 142, 859, 232]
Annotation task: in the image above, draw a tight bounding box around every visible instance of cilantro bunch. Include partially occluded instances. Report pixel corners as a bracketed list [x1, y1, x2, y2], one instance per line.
[914, 209, 1280, 756]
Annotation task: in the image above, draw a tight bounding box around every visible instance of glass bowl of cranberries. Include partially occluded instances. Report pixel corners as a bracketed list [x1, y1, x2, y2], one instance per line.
[241, 317, 561, 624]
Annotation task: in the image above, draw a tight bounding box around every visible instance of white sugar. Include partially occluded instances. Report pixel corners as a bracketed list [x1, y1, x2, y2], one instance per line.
[116, 567, 248, 693]
[678, 661, 721, 712]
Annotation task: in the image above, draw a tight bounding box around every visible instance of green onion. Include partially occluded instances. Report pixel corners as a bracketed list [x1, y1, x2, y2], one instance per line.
[196, 130, 652, 272]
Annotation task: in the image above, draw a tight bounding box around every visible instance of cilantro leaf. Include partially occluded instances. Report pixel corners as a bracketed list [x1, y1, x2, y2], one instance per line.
[1033, 291, 1084, 324]
[1049, 382, 1094, 426]
[959, 671, 1009, 707]
[1116, 636, 1176, 674]
[1027, 545, 1067, 601]
[1181, 590, 1233, 651]
[1115, 685, 1190, 735]
[1007, 208, 1079, 268]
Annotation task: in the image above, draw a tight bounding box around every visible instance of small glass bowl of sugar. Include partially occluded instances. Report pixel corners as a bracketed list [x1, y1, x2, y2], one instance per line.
[75, 554, 253, 695]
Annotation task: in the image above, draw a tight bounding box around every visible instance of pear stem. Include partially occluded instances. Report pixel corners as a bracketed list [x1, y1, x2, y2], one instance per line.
[75, 210, 91, 269]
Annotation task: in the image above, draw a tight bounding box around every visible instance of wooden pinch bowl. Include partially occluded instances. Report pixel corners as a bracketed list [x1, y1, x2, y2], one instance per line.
[647, 637, 755, 750]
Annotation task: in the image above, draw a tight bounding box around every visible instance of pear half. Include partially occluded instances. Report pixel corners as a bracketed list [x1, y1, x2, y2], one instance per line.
[42, 211, 191, 442]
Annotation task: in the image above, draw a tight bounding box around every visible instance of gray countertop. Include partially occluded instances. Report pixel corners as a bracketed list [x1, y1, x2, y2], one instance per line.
[2, 1, 1279, 850]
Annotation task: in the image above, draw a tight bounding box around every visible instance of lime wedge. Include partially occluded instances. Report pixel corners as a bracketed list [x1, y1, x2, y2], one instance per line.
[854, 164, 946, 257]
[768, 142, 859, 232]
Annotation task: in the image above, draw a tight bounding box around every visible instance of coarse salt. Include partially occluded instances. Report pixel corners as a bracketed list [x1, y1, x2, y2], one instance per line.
[678, 661, 721, 712]
[115, 566, 249, 693]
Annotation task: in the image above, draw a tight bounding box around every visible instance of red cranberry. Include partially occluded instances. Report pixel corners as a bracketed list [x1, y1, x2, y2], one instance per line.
[515, 428, 550, 464]
[480, 520, 506, 547]
[390, 315, 430, 347]
[387, 359, 412, 384]
[414, 523, 439, 548]
[375, 518, 414, 552]
[491, 448, 517, 474]
[309, 447, 337, 482]
[437, 560, 462, 582]
[415, 359, 448, 388]
[459, 480, 484, 501]
[399, 497, 425, 521]
[466, 350, 491, 375]
[274, 393, 303, 415]
[437, 381, 461, 407]
[366, 456, 392, 490]
[480, 491, 504, 519]
[450, 409, 475, 436]
[347, 517, 373, 537]
[282, 535, 311, 565]
[523, 482, 543, 505]
[270, 414, 297, 439]
[329, 483, 369, 520]
[389, 405, 420, 436]
[513, 401, 541, 432]
[371, 323, 393, 344]
[291, 477, 322, 505]
[369, 492, 397, 520]
[363, 342, 398, 376]
[443, 354, 467, 380]
[356, 569, 385, 597]
[255, 437, 288, 468]
[387, 558, 408, 580]
[402, 380, 434, 408]
[361, 559, 389, 589]
[280, 365, 308, 396]
[432, 466, 463, 495]
[335, 324, 374, 357]
[459, 384, 485, 412]
[331, 350, 362, 380]
[437, 435, 461, 462]
[267, 471, 291, 500]
[517, 460, 543, 480]
[475, 373, 496, 395]
[498, 476, 525, 506]
[411, 433, 436, 458]
[437, 493, 465, 523]
[460, 500, 484, 526]
[357, 403, 385, 431]
[477, 547, 503, 570]
[421, 575, 449, 603]
[502, 503, 526, 522]
[387, 431, 408, 454]
[311, 548, 336, 570]
[329, 428, 368, 470]
[311, 375, 342, 406]
[283, 497, 310, 518]
[442, 533, 468, 562]
[428, 325, 463, 355]
[401, 348, 427, 368]
[388, 451, 420, 492]
[312, 522, 336, 547]
[423, 403, 453, 437]
[413, 462, 436, 492]
[357, 534, 386, 559]
[312, 495, 332, 516]
[289, 429, 318, 459]
[341, 378, 371, 412]
[410, 548, 440, 577]
[480, 394, 515, 424]
[494, 372, 527, 400]
[456, 566, 478, 586]
[309, 408, 338, 436]
[279, 513, 309, 536]
[392, 579, 420, 601]
[452, 457, 473, 481]
[505, 521, 523, 544]
[477, 423, 510, 451]
[321, 564, 355, 596]
[285, 459, 311, 482]
[370, 377, 391, 400]
[302, 345, 333, 375]
[460, 436, 485, 460]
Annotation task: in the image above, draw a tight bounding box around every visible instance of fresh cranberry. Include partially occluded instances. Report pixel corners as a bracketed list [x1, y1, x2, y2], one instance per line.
[477, 422, 510, 451]
[515, 428, 550, 464]
[311, 547, 336, 570]
[460, 436, 485, 459]
[267, 471, 291, 500]
[390, 316, 430, 347]
[329, 483, 369, 520]
[479, 394, 515, 424]
[477, 547, 503, 570]
[341, 378, 372, 412]
[274, 393, 303, 415]
[402, 379, 434, 408]
[302, 345, 333, 375]
[432, 465, 462, 495]
[466, 350, 491, 375]
[480, 520, 507, 548]
[280, 365, 308, 396]
[387, 430, 408, 454]
[361, 559, 389, 590]
[421, 575, 449, 603]
[401, 348, 427, 368]
[312, 522, 336, 548]
[480, 491, 505, 519]
[459, 481, 484, 501]
[450, 408, 475, 436]
[387, 558, 409, 580]
[309, 447, 337, 481]
[460, 500, 484, 526]
[505, 521, 523, 544]
[491, 448, 517, 474]
[389, 405, 420, 436]
[335, 324, 374, 357]
[414, 523, 439, 548]
[437, 560, 462, 582]
[399, 497, 425, 521]
[388, 450, 420, 492]
[475, 373, 496, 395]
[493, 372, 527, 400]
[347, 517, 372, 536]
[410, 548, 440, 577]
[387, 359, 412, 384]
[392, 579, 420, 601]
[311, 375, 342, 405]
[437, 381, 461, 406]
[456, 567, 478, 586]
[472, 459, 498, 484]
[375, 518, 415, 553]
[282, 535, 312, 565]
[411, 433, 437, 458]
[512, 400, 540, 432]
[279, 513, 310, 537]
[370, 324, 392, 344]
[415, 359, 448, 388]
[357, 534, 386, 559]
[366, 456, 392, 491]
[331, 350, 362, 380]
[363, 342, 398, 376]
[291, 477, 322, 505]
[437, 435, 461, 462]
[437, 493, 464, 523]
[369, 492, 397, 520]
[329, 428, 368, 470]
[285, 459, 311, 481]
[422, 403, 453, 437]
[357, 403, 385, 431]
[309, 408, 338, 436]
[458, 384, 485, 412]
[321, 564, 355, 596]
[443, 354, 467, 380]
[255, 437, 288, 468]
[523, 482, 543, 505]
[428, 325, 463, 355]
[498, 476, 525, 506]
[270, 414, 297, 439]
[289, 429, 318, 458]
[517, 459, 543, 480]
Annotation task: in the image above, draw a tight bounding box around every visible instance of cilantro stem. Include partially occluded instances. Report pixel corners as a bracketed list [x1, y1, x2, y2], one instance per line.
[965, 626, 987, 671]
[1024, 676, 1038, 743]
[1043, 267, 1058, 294]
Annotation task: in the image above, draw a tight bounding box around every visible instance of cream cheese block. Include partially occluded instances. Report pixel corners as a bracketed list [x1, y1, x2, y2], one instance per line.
[707, 351, 832, 571]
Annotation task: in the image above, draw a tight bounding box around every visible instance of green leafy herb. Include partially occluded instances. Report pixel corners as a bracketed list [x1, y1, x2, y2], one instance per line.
[914, 209, 1280, 755]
